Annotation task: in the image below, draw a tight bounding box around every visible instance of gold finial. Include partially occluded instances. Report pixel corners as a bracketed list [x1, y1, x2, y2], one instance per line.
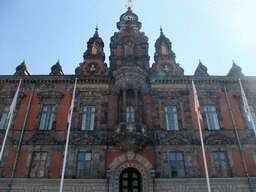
[125, 0, 133, 8]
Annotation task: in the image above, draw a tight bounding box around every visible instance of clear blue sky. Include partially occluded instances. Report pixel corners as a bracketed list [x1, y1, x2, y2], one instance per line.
[0, 0, 255, 76]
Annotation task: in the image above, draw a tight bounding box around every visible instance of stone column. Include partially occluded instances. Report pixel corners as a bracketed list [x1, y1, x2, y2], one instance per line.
[135, 89, 139, 122]
[122, 90, 127, 122]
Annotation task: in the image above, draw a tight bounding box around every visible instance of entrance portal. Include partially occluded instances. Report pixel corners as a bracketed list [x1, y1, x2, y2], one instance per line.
[119, 168, 141, 192]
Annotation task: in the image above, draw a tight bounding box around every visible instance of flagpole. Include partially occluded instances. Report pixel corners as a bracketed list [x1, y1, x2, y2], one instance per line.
[239, 79, 256, 136]
[192, 80, 211, 192]
[60, 78, 77, 192]
[0, 79, 22, 162]
[197, 114, 211, 192]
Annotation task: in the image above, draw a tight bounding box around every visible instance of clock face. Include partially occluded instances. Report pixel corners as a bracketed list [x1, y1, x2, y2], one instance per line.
[124, 15, 134, 21]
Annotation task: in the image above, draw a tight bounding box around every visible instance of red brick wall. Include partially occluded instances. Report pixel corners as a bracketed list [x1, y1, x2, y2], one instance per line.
[145, 95, 153, 128]
[106, 151, 125, 169]
[107, 93, 116, 129]
[219, 92, 234, 130]
[106, 151, 156, 170]
[14, 92, 29, 130]
[137, 151, 156, 167]
[137, 47, 143, 56]
[50, 151, 63, 178]
[232, 150, 254, 176]
[198, 151, 210, 177]
[5, 151, 28, 178]
[14, 92, 39, 131]
[120, 31, 139, 38]
[228, 92, 244, 130]
[97, 104, 102, 129]
[56, 91, 70, 130]
[116, 48, 122, 56]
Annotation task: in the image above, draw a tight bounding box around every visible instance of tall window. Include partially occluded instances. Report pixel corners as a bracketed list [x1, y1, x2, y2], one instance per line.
[126, 106, 134, 122]
[76, 152, 91, 178]
[39, 105, 55, 130]
[213, 152, 229, 177]
[30, 152, 47, 178]
[0, 105, 10, 130]
[245, 106, 256, 130]
[165, 106, 179, 130]
[203, 106, 220, 130]
[169, 152, 185, 178]
[82, 106, 95, 130]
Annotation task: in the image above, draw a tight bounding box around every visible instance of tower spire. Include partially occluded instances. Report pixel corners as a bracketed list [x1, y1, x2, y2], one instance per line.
[94, 25, 99, 37]
[126, 0, 133, 12]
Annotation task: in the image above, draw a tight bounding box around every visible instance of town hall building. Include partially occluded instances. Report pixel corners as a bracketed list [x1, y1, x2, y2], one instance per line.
[0, 7, 256, 192]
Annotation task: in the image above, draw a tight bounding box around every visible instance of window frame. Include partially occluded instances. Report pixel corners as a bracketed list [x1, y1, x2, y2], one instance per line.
[126, 106, 135, 123]
[29, 152, 48, 178]
[212, 151, 230, 177]
[169, 152, 185, 178]
[0, 105, 10, 130]
[81, 106, 96, 131]
[165, 106, 179, 131]
[203, 105, 220, 130]
[75, 152, 92, 179]
[39, 105, 55, 130]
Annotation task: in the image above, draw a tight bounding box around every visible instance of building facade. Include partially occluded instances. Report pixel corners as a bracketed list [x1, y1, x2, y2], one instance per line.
[0, 7, 256, 192]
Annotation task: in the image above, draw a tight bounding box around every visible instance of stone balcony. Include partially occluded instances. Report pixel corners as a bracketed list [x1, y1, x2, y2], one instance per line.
[113, 122, 151, 152]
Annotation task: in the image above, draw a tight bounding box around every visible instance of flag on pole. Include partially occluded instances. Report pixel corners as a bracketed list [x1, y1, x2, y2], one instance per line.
[192, 80, 202, 120]
[8, 80, 22, 119]
[0, 79, 22, 162]
[239, 79, 251, 121]
[192, 80, 211, 192]
[67, 79, 77, 124]
[60, 78, 77, 192]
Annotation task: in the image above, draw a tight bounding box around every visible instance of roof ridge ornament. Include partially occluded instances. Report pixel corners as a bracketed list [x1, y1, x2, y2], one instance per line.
[94, 25, 99, 37]
[160, 25, 165, 37]
[125, 0, 133, 12]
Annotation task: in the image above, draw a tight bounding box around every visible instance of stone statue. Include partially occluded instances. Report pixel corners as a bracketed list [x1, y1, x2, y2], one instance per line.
[126, 41, 134, 56]
[161, 42, 168, 55]
[91, 41, 99, 55]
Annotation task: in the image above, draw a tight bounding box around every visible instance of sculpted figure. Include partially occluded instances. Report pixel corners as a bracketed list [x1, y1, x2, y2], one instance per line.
[161, 42, 168, 55]
[91, 41, 99, 54]
[126, 41, 134, 56]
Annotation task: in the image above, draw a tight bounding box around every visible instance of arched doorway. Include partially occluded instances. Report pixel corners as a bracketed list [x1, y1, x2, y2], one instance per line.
[119, 167, 141, 192]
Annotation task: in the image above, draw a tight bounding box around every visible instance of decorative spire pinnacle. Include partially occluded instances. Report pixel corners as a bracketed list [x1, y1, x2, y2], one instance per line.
[125, 0, 133, 12]
[232, 60, 236, 66]
[160, 25, 165, 37]
[160, 25, 163, 34]
[94, 25, 99, 37]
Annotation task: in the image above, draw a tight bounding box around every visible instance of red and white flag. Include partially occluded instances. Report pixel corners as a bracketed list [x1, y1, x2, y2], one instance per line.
[192, 80, 202, 120]
[8, 79, 22, 119]
[67, 78, 77, 124]
[239, 79, 251, 121]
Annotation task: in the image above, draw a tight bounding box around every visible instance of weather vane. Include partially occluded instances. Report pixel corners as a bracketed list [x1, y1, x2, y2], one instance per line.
[125, 0, 133, 8]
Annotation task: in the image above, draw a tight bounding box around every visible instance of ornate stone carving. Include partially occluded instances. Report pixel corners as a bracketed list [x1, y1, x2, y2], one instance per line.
[227, 61, 244, 77]
[49, 61, 64, 75]
[37, 91, 64, 99]
[14, 61, 31, 75]
[194, 60, 209, 76]
[85, 62, 100, 75]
